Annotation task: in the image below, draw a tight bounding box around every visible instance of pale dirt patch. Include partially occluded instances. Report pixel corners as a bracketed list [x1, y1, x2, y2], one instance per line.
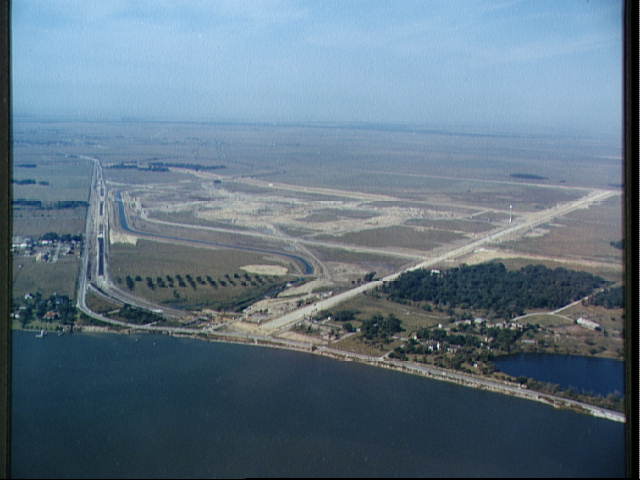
[278, 331, 326, 345]
[277, 279, 332, 297]
[109, 230, 138, 245]
[523, 227, 550, 238]
[230, 321, 263, 334]
[240, 264, 289, 275]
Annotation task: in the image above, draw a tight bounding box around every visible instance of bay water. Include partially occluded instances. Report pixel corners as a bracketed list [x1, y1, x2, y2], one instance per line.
[11, 331, 624, 478]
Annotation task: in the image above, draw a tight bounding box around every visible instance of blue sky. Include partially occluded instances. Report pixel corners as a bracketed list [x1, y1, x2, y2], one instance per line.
[12, 0, 622, 135]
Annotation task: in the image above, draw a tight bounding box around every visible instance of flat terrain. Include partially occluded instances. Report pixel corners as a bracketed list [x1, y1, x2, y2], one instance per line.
[108, 239, 297, 310]
[500, 196, 623, 266]
[12, 256, 80, 300]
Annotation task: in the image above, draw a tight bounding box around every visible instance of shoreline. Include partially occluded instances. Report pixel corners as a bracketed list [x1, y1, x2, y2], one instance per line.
[16, 323, 623, 423]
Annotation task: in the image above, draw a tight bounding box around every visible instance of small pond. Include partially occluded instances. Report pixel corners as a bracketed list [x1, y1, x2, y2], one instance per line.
[493, 353, 624, 397]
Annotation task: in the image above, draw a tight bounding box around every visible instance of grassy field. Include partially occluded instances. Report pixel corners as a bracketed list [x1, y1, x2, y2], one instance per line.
[490, 256, 623, 283]
[108, 239, 297, 310]
[85, 291, 122, 314]
[12, 256, 80, 300]
[12, 207, 87, 237]
[331, 334, 402, 357]
[500, 196, 623, 265]
[326, 293, 447, 333]
[12, 158, 92, 202]
[103, 167, 192, 185]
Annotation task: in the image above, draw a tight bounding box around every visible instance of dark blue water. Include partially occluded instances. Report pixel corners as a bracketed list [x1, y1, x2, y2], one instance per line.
[493, 353, 624, 397]
[11, 331, 624, 478]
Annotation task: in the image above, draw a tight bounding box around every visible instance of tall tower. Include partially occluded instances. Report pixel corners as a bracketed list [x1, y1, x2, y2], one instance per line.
[509, 204, 513, 224]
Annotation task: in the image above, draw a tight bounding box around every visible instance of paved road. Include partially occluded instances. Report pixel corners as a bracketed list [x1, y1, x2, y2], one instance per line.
[258, 188, 618, 333]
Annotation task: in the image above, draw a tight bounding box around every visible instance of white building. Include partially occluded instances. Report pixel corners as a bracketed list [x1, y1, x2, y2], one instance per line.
[576, 317, 601, 331]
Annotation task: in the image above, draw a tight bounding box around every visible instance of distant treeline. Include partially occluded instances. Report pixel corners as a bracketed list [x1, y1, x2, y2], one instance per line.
[510, 173, 548, 180]
[11, 179, 49, 185]
[116, 304, 163, 325]
[610, 239, 624, 250]
[107, 161, 225, 172]
[382, 262, 607, 319]
[148, 161, 226, 171]
[12, 199, 88, 209]
[588, 286, 624, 309]
[40, 232, 83, 242]
[107, 162, 169, 172]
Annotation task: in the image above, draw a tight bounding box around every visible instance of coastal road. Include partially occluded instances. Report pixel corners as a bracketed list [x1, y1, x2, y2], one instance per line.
[258, 188, 619, 334]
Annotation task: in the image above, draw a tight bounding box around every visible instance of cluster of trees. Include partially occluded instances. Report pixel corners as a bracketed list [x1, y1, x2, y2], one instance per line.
[510, 173, 548, 180]
[15, 293, 76, 327]
[12, 178, 49, 185]
[330, 310, 358, 322]
[40, 232, 83, 242]
[588, 286, 624, 309]
[12, 199, 89, 209]
[609, 239, 624, 250]
[382, 263, 606, 319]
[520, 377, 624, 413]
[147, 161, 226, 171]
[122, 272, 272, 291]
[360, 313, 403, 342]
[116, 304, 163, 325]
[108, 162, 169, 172]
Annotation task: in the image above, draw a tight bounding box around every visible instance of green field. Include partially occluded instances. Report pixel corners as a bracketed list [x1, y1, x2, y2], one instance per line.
[12, 256, 80, 300]
[325, 292, 447, 333]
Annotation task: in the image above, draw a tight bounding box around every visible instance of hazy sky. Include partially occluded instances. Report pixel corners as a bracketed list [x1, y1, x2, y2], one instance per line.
[12, 0, 622, 135]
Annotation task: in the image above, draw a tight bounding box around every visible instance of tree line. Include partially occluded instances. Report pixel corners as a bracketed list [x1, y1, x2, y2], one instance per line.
[587, 285, 624, 309]
[120, 272, 274, 291]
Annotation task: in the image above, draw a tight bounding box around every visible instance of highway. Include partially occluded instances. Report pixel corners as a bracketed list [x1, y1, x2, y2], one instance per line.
[257, 188, 618, 333]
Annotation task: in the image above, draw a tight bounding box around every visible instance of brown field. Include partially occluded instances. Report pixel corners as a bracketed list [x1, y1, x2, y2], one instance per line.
[299, 208, 378, 223]
[446, 184, 583, 211]
[305, 245, 412, 276]
[406, 218, 496, 233]
[500, 197, 623, 265]
[313, 225, 464, 251]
